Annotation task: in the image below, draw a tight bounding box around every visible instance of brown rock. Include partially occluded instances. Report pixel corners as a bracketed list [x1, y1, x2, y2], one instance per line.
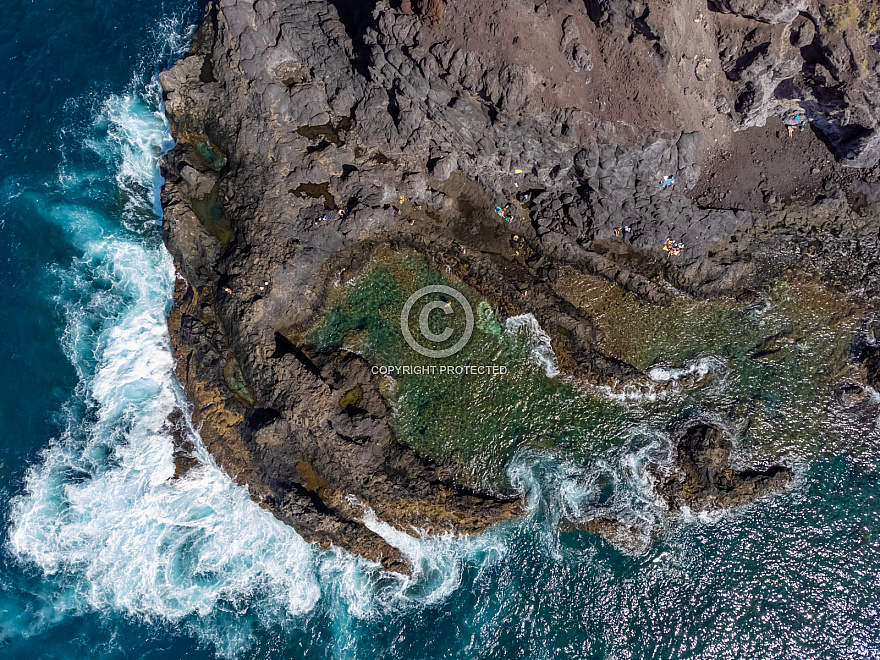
[652, 423, 792, 512]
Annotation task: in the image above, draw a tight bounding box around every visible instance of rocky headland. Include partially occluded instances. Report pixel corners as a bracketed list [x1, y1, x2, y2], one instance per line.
[159, 0, 880, 567]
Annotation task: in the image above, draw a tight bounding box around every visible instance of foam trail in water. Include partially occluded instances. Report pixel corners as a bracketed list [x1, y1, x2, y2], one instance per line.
[8, 90, 323, 623]
[504, 425, 687, 558]
[7, 40, 499, 658]
[588, 355, 728, 404]
[6, 72, 326, 654]
[505, 314, 560, 377]
[646, 355, 718, 383]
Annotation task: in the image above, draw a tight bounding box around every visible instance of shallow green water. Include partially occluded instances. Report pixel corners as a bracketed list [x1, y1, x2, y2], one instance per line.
[307, 251, 622, 485]
[308, 253, 878, 491]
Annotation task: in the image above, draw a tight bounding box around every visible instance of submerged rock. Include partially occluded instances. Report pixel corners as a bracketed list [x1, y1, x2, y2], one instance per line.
[652, 424, 792, 512]
[164, 408, 199, 481]
[564, 516, 653, 555]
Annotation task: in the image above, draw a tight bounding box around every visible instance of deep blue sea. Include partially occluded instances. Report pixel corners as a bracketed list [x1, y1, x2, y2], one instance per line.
[1, 1, 880, 658]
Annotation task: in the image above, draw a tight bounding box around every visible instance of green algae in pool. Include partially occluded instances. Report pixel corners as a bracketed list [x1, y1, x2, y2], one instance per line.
[194, 136, 227, 171]
[310, 253, 879, 489]
[306, 251, 630, 487]
[190, 184, 234, 244]
[556, 268, 878, 461]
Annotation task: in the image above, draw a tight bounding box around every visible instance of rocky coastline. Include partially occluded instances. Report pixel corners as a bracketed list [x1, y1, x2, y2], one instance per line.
[159, 0, 880, 568]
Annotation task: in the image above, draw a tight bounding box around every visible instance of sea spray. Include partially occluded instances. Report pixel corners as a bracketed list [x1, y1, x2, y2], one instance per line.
[646, 355, 720, 383]
[10, 59, 318, 648]
[6, 38, 501, 658]
[8, 90, 325, 623]
[504, 314, 560, 378]
[504, 426, 688, 557]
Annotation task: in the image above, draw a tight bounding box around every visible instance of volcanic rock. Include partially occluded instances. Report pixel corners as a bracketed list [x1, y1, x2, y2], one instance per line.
[158, 0, 880, 569]
[859, 345, 880, 391]
[652, 423, 793, 511]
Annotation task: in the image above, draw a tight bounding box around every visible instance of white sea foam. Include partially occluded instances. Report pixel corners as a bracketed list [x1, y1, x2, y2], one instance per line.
[646, 355, 716, 383]
[9, 201, 323, 628]
[93, 81, 173, 223]
[504, 314, 560, 377]
[507, 450, 600, 533]
[503, 427, 686, 558]
[360, 511, 505, 609]
[6, 35, 496, 657]
[589, 355, 727, 404]
[871, 391, 880, 429]
[615, 428, 674, 521]
[7, 64, 325, 644]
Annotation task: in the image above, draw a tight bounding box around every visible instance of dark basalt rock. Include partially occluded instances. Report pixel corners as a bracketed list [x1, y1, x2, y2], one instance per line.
[564, 516, 653, 554]
[158, 0, 880, 569]
[165, 408, 199, 480]
[709, 0, 805, 24]
[652, 424, 792, 511]
[859, 345, 880, 391]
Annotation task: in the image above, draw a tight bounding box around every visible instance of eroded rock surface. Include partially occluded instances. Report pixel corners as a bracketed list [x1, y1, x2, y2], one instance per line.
[860, 344, 880, 390]
[159, 0, 880, 568]
[652, 423, 793, 511]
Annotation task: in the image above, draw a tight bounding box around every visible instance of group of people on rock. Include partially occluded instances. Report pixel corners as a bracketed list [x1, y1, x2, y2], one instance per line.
[316, 207, 350, 224]
[310, 188, 686, 261]
[612, 228, 683, 256]
[391, 193, 423, 224]
[493, 204, 515, 222]
[663, 237, 684, 256]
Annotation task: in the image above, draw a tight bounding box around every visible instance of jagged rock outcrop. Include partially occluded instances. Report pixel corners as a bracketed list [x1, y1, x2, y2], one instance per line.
[710, 0, 807, 24]
[159, 0, 880, 569]
[714, 1, 880, 167]
[651, 423, 793, 511]
[860, 344, 880, 390]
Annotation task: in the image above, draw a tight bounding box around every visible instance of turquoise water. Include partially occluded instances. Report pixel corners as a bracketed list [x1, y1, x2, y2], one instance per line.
[1, 1, 880, 658]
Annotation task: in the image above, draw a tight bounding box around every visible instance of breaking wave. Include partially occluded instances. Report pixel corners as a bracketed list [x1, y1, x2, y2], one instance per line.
[646, 355, 719, 383]
[2, 21, 499, 657]
[504, 314, 560, 377]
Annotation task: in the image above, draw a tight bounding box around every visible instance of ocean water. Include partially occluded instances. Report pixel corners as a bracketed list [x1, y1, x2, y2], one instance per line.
[1, 1, 880, 659]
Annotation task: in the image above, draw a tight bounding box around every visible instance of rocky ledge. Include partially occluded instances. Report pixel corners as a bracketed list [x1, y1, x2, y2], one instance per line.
[651, 423, 793, 512]
[159, 0, 880, 569]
